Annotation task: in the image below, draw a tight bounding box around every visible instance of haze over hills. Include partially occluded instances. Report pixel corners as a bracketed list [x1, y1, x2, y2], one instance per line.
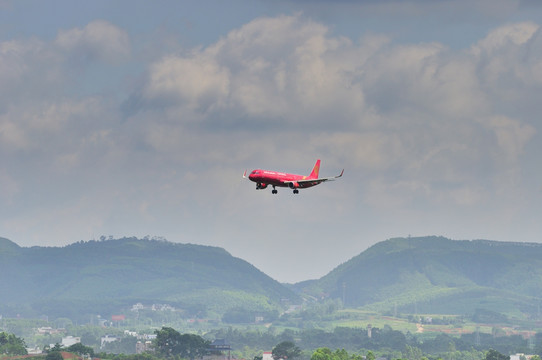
[0, 236, 300, 320]
[2, 235, 542, 323]
[296, 236, 542, 319]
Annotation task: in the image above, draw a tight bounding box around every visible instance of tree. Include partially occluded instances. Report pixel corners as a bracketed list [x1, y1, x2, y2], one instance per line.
[154, 327, 210, 360]
[403, 345, 423, 360]
[67, 342, 95, 357]
[49, 343, 63, 353]
[334, 349, 350, 360]
[272, 341, 302, 360]
[485, 349, 509, 360]
[0, 332, 27, 355]
[103, 336, 139, 355]
[311, 348, 334, 360]
[177, 333, 210, 360]
[154, 327, 181, 358]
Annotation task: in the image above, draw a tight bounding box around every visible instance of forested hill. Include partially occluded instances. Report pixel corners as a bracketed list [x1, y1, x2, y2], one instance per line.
[5, 235, 542, 322]
[296, 236, 542, 317]
[0, 237, 300, 319]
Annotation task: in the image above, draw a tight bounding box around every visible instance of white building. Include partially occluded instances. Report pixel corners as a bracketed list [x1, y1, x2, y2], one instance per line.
[61, 336, 81, 347]
[510, 354, 535, 360]
[136, 341, 153, 354]
[101, 334, 118, 348]
[263, 351, 273, 360]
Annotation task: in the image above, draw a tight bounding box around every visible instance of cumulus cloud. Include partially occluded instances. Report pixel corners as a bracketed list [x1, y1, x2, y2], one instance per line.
[55, 20, 131, 64]
[482, 115, 536, 163]
[2, 13, 542, 280]
[144, 54, 230, 112]
[119, 15, 542, 215]
[0, 38, 63, 105]
[137, 15, 369, 129]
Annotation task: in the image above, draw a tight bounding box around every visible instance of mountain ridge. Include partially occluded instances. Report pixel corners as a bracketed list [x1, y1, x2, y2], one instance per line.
[296, 235, 542, 318]
[0, 237, 300, 320]
[3, 235, 542, 322]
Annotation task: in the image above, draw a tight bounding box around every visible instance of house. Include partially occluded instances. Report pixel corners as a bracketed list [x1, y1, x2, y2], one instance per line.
[136, 341, 153, 354]
[510, 354, 536, 360]
[61, 336, 81, 348]
[101, 334, 118, 348]
[37, 327, 64, 335]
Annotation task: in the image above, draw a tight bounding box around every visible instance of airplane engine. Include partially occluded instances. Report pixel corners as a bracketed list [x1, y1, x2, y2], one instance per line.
[256, 183, 267, 190]
[288, 182, 299, 189]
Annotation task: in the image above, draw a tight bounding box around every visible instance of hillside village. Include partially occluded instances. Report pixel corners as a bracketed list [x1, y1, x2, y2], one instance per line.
[27, 328, 156, 355]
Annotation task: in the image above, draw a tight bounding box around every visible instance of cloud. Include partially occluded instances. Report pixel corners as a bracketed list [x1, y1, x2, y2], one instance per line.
[55, 20, 131, 64]
[0, 38, 63, 105]
[2, 13, 542, 281]
[482, 115, 536, 163]
[473, 21, 538, 55]
[117, 15, 541, 210]
[136, 15, 370, 131]
[144, 54, 230, 112]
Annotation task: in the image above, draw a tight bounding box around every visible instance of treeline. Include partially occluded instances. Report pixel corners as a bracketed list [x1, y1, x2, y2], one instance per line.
[3, 327, 542, 360]
[207, 325, 542, 358]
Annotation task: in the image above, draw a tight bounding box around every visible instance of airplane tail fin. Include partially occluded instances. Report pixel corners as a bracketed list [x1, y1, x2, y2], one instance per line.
[309, 159, 320, 179]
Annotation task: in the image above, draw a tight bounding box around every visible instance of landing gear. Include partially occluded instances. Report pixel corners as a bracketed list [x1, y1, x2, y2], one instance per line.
[293, 189, 299, 194]
[272, 186, 277, 194]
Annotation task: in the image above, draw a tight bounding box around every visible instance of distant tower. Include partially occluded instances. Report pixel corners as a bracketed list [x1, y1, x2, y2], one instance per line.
[342, 281, 346, 305]
[475, 327, 481, 347]
[367, 324, 372, 338]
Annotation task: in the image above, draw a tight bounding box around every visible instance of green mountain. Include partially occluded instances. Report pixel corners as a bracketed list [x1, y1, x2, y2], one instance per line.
[0, 237, 300, 319]
[296, 236, 542, 319]
[4, 235, 542, 323]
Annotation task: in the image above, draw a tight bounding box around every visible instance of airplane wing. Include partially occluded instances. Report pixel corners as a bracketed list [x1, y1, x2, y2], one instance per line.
[283, 169, 344, 186]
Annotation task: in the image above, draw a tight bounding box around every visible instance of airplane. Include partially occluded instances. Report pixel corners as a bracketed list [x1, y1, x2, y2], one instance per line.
[243, 159, 343, 194]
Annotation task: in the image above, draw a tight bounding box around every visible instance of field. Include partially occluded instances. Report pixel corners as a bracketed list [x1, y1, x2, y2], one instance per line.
[326, 309, 542, 339]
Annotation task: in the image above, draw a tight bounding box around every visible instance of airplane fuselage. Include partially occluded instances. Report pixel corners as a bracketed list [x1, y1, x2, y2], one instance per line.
[248, 170, 319, 189]
[244, 160, 343, 194]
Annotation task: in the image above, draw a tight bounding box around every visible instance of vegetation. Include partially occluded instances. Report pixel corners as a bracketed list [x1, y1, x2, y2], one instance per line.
[0, 332, 27, 355]
[5, 236, 542, 360]
[154, 327, 209, 359]
[272, 341, 302, 360]
[4, 235, 542, 323]
[2, 324, 542, 360]
[296, 236, 542, 320]
[0, 237, 299, 321]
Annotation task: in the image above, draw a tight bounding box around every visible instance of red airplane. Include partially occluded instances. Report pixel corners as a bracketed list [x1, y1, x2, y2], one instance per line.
[243, 160, 343, 194]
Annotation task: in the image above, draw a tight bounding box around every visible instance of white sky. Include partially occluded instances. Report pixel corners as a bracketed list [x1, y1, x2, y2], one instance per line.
[1, 0, 542, 283]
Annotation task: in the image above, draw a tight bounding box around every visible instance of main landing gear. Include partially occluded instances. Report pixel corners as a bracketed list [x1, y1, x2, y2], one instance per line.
[270, 186, 299, 194]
